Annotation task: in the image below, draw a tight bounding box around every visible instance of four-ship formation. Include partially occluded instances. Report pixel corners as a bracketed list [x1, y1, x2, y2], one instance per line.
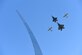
[48, 13, 68, 31]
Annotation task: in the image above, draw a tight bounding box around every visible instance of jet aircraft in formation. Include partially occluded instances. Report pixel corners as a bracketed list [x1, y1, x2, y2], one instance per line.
[48, 26, 53, 31]
[63, 13, 68, 18]
[57, 22, 64, 31]
[52, 16, 58, 22]
[52, 16, 65, 31]
[48, 13, 68, 31]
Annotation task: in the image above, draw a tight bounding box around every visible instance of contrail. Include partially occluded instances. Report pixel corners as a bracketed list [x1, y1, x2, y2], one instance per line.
[16, 10, 43, 55]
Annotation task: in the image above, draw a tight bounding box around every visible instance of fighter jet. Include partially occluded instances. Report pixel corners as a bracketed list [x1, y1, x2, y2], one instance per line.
[48, 27, 52, 31]
[63, 13, 68, 18]
[57, 22, 64, 31]
[52, 16, 58, 22]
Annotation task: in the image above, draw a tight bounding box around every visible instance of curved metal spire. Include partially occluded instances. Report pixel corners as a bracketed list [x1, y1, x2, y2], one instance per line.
[16, 10, 43, 55]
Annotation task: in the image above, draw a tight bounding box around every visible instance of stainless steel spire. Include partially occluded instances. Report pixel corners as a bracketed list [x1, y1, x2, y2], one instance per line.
[16, 10, 43, 55]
